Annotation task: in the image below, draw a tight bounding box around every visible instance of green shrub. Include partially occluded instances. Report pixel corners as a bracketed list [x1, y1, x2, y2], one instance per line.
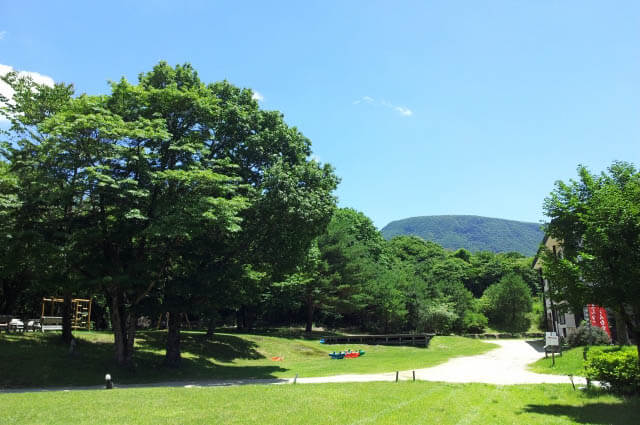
[462, 311, 488, 333]
[480, 274, 532, 333]
[566, 321, 611, 347]
[419, 303, 459, 334]
[585, 350, 640, 394]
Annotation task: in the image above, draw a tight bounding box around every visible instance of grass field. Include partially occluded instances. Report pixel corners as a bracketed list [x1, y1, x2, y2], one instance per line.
[2, 382, 639, 425]
[528, 345, 638, 376]
[0, 331, 495, 388]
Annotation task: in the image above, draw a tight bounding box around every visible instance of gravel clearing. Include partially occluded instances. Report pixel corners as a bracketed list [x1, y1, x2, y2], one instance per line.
[298, 340, 584, 386]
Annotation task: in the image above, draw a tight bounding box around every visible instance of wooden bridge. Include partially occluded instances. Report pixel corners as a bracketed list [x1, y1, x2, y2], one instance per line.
[321, 333, 434, 347]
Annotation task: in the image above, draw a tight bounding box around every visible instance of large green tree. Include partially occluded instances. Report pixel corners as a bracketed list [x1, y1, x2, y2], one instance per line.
[544, 162, 640, 359]
[1, 63, 338, 367]
[480, 273, 533, 332]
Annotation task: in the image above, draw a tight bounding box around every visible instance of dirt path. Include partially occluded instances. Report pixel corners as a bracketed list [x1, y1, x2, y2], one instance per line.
[298, 340, 583, 385]
[0, 340, 585, 393]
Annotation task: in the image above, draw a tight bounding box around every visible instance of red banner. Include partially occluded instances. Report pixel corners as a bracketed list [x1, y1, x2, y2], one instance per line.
[587, 304, 611, 338]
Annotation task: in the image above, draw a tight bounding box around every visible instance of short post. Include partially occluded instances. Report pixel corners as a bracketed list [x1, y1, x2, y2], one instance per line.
[568, 375, 575, 391]
[412, 370, 415, 382]
[395, 371, 399, 383]
[105, 373, 113, 389]
[294, 373, 298, 385]
[552, 352, 555, 366]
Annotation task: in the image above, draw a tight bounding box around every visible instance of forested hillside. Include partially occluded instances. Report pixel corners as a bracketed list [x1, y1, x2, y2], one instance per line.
[381, 215, 544, 256]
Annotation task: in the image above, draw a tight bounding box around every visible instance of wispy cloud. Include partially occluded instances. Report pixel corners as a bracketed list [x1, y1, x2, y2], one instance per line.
[251, 90, 264, 102]
[0, 64, 55, 121]
[353, 96, 413, 117]
[0, 31, 6, 40]
[353, 96, 374, 105]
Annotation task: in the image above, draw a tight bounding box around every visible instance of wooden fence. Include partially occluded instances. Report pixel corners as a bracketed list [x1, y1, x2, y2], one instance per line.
[321, 334, 434, 347]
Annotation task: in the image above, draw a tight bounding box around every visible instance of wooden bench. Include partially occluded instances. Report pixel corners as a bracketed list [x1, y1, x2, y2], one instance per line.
[321, 334, 434, 347]
[40, 316, 63, 331]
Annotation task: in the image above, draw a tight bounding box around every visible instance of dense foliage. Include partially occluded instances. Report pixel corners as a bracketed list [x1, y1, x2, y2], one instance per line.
[480, 274, 533, 333]
[0, 63, 338, 366]
[566, 322, 611, 348]
[381, 215, 544, 256]
[543, 162, 640, 360]
[586, 350, 640, 394]
[260, 213, 540, 334]
[0, 63, 542, 368]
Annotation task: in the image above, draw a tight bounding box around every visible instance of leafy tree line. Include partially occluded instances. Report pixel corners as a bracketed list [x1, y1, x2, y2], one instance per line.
[0, 62, 536, 370]
[240, 208, 537, 335]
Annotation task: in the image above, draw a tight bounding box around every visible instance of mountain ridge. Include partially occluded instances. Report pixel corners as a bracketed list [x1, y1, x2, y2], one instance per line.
[381, 215, 544, 256]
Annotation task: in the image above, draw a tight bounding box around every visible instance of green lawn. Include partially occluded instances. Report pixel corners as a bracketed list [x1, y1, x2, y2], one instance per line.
[0, 331, 495, 388]
[528, 345, 638, 376]
[2, 382, 639, 425]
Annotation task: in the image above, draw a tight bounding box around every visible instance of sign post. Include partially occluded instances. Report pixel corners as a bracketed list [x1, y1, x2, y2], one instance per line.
[545, 331, 560, 361]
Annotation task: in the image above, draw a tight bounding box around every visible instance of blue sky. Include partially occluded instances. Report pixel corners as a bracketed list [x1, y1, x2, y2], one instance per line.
[1, 1, 639, 228]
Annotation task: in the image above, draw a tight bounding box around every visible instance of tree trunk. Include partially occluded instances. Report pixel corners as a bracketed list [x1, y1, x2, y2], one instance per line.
[61, 292, 73, 344]
[305, 288, 313, 333]
[124, 310, 136, 366]
[206, 316, 216, 337]
[237, 306, 246, 330]
[614, 308, 629, 345]
[633, 306, 640, 362]
[109, 289, 136, 367]
[164, 311, 181, 367]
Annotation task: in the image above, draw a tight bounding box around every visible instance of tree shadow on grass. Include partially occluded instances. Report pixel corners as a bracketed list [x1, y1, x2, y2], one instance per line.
[0, 332, 287, 389]
[135, 331, 265, 362]
[523, 398, 640, 425]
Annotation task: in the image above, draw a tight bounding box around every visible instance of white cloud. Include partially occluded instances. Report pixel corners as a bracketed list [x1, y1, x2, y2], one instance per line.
[251, 91, 264, 102]
[353, 95, 374, 105]
[394, 106, 413, 116]
[0, 31, 6, 40]
[0, 64, 55, 103]
[0, 64, 55, 121]
[353, 96, 413, 117]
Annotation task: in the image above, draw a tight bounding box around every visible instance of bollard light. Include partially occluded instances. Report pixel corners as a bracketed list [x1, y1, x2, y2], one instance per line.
[105, 373, 113, 389]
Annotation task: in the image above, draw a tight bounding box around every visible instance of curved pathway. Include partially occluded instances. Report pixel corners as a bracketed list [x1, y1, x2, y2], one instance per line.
[298, 340, 583, 385]
[0, 340, 585, 393]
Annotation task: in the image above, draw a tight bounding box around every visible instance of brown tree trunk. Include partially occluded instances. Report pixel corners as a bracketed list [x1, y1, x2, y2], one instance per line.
[164, 311, 181, 367]
[614, 308, 629, 345]
[61, 292, 73, 344]
[305, 288, 313, 333]
[124, 310, 136, 366]
[206, 316, 216, 337]
[109, 289, 136, 367]
[110, 290, 126, 365]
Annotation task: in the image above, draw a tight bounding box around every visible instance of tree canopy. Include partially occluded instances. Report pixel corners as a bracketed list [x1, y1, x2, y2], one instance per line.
[543, 161, 640, 359]
[1, 62, 338, 366]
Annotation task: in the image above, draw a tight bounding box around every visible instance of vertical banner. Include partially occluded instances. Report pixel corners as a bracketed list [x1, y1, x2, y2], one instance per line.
[587, 304, 611, 338]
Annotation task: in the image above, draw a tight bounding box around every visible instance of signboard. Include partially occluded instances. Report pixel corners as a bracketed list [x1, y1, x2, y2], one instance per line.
[545, 331, 559, 346]
[587, 304, 611, 338]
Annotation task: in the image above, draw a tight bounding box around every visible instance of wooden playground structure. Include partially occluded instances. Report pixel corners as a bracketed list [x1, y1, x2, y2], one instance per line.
[41, 297, 92, 331]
